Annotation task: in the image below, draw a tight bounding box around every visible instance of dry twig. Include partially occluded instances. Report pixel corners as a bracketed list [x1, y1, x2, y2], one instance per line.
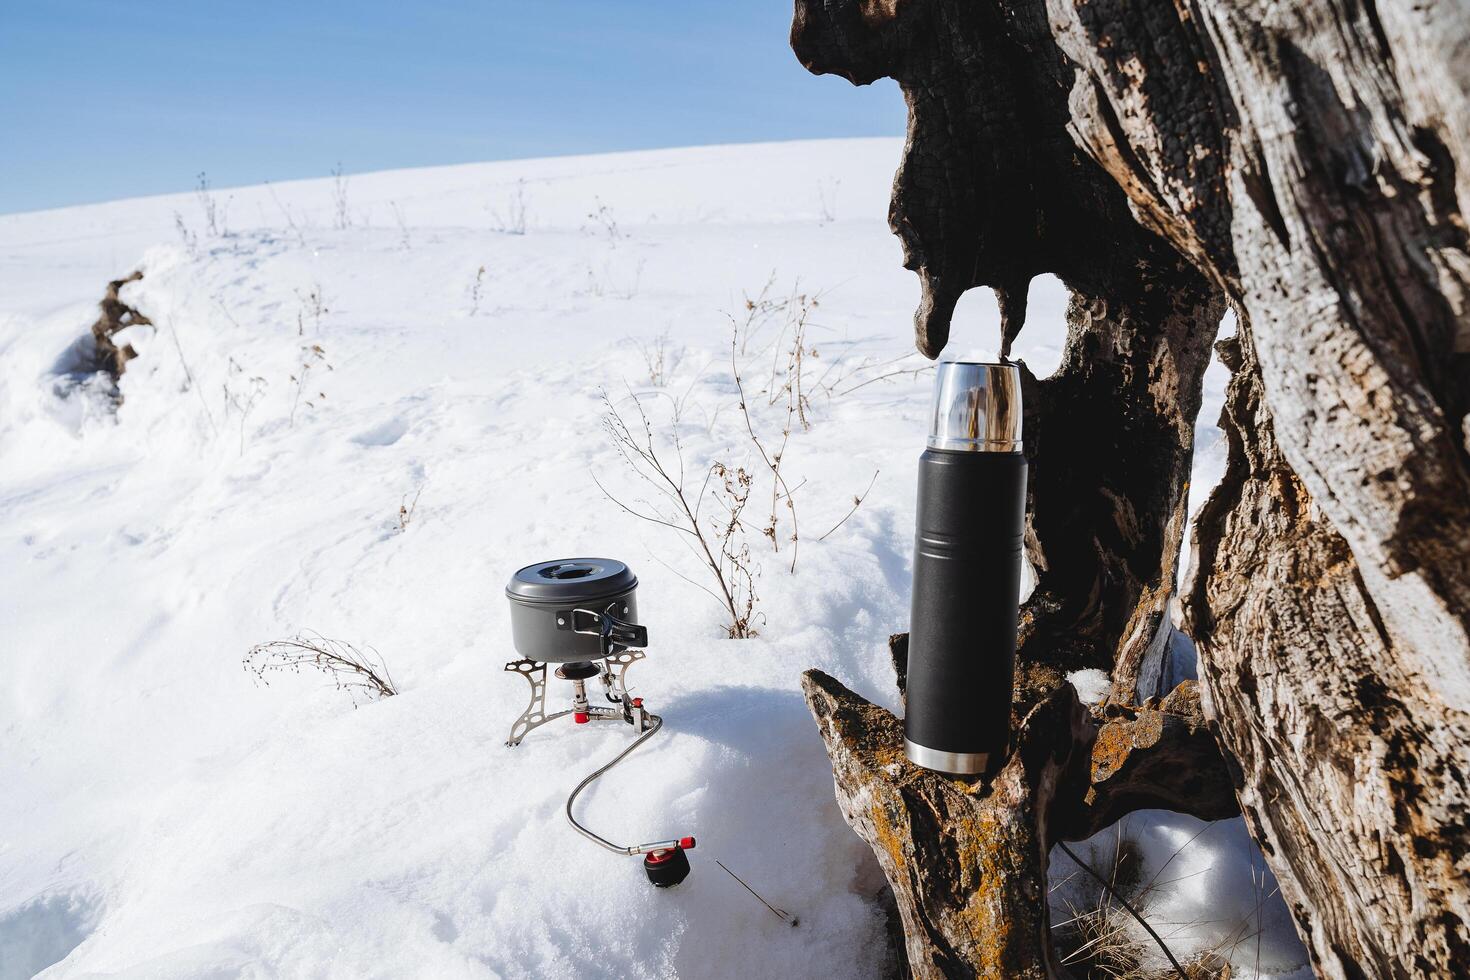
[1050, 823, 1247, 980]
[595, 387, 761, 637]
[638, 331, 671, 387]
[331, 163, 351, 230]
[817, 470, 879, 541]
[398, 484, 424, 531]
[196, 172, 225, 237]
[731, 323, 802, 571]
[244, 631, 397, 705]
[389, 200, 411, 250]
[470, 265, 487, 315]
[265, 182, 307, 246]
[288, 343, 330, 426]
[222, 356, 267, 456]
[491, 179, 528, 235]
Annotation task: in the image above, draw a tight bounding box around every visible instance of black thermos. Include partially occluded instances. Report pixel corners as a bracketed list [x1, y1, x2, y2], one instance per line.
[905, 361, 1026, 777]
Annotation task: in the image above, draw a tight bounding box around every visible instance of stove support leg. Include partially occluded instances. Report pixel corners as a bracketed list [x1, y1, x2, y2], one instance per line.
[504, 659, 571, 747]
[603, 650, 646, 705]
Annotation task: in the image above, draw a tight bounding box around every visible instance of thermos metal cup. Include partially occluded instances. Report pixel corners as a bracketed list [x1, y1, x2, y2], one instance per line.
[904, 361, 1026, 776]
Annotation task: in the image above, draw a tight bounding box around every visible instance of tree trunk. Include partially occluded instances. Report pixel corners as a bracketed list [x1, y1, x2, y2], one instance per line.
[791, 0, 1470, 976]
[1186, 328, 1470, 975]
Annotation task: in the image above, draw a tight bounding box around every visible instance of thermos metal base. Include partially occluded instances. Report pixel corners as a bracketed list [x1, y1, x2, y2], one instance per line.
[904, 738, 993, 776]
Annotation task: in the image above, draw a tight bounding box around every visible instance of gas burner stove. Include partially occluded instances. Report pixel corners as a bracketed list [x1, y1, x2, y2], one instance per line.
[502, 558, 694, 886]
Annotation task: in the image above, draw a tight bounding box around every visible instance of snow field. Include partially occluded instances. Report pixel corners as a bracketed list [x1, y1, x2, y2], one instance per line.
[0, 139, 1302, 978]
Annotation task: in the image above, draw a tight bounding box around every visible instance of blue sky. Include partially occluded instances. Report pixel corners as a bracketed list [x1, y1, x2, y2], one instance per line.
[0, 1, 906, 214]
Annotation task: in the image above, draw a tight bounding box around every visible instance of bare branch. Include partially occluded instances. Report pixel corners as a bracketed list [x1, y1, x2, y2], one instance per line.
[595, 388, 760, 637]
[244, 631, 397, 706]
[817, 469, 879, 541]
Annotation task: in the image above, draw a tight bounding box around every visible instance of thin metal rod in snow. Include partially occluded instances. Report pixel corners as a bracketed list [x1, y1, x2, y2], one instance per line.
[716, 860, 798, 927]
[244, 631, 398, 706]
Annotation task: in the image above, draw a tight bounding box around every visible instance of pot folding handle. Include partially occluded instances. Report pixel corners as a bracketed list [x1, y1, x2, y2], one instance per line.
[569, 607, 649, 652]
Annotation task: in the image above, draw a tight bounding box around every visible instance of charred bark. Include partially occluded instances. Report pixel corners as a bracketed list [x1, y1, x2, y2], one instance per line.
[794, 0, 1228, 699]
[792, 0, 1470, 975]
[1018, 265, 1224, 699]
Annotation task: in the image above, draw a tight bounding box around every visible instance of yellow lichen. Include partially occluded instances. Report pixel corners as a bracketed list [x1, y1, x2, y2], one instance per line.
[1091, 719, 1136, 780]
[870, 801, 907, 870]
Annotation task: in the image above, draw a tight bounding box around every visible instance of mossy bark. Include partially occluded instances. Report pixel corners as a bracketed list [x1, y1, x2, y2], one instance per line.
[804, 646, 1234, 979]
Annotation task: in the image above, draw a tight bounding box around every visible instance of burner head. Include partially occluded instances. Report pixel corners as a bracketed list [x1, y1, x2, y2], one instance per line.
[554, 661, 602, 680]
[505, 558, 640, 663]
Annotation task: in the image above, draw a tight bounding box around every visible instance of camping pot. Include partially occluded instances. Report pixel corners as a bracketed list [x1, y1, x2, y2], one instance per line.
[505, 558, 644, 663]
[904, 361, 1026, 777]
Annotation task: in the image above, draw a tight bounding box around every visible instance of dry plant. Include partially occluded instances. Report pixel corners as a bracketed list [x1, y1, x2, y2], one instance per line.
[730, 276, 825, 427]
[266, 182, 307, 246]
[731, 324, 803, 571]
[222, 356, 267, 455]
[330, 163, 351, 230]
[389, 200, 411, 249]
[469, 265, 487, 315]
[214, 298, 243, 330]
[491, 179, 528, 235]
[195, 172, 227, 236]
[738, 274, 932, 406]
[816, 177, 840, 224]
[584, 257, 645, 299]
[732, 273, 787, 356]
[163, 313, 218, 436]
[584, 197, 623, 243]
[594, 387, 761, 638]
[397, 484, 424, 531]
[1051, 823, 1270, 980]
[724, 275, 901, 561]
[295, 284, 329, 335]
[244, 631, 397, 706]
[761, 290, 820, 428]
[173, 212, 199, 258]
[1052, 835, 1166, 979]
[638, 331, 671, 386]
[288, 342, 331, 426]
[817, 470, 879, 541]
[812, 348, 934, 399]
[724, 281, 826, 568]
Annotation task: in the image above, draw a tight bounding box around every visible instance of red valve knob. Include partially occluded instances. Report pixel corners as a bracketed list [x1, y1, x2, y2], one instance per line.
[679, 836, 696, 850]
[574, 712, 589, 724]
[632, 697, 643, 708]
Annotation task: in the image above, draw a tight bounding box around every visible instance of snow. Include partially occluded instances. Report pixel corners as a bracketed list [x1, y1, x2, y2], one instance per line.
[1051, 813, 1311, 978]
[0, 138, 1299, 977]
[1065, 669, 1112, 705]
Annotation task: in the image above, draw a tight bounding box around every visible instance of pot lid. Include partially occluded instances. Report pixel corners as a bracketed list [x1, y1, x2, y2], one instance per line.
[505, 558, 637, 603]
